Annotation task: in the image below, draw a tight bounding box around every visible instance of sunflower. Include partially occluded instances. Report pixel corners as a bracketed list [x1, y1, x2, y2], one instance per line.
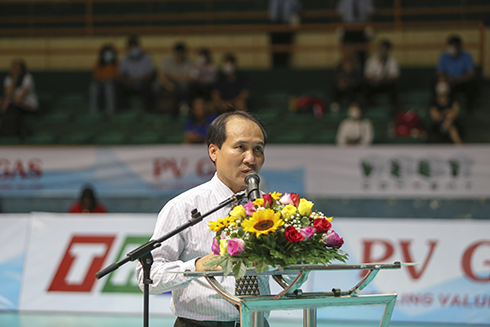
[241, 208, 285, 237]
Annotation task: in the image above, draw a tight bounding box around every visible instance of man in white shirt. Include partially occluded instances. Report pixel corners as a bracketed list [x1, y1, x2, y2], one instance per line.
[136, 111, 269, 327]
[364, 39, 400, 116]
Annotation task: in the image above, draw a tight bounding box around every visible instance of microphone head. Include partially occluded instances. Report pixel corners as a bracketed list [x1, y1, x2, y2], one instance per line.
[245, 171, 260, 183]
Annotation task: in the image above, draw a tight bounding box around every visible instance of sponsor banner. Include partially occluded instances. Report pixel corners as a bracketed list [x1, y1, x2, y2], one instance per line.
[1, 145, 490, 198]
[14, 213, 490, 323]
[18, 213, 171, 314]
[0, 215, 30, 310]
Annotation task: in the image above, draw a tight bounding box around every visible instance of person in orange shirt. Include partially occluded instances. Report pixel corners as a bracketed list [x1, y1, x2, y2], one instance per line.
[89, 43, 119, 114]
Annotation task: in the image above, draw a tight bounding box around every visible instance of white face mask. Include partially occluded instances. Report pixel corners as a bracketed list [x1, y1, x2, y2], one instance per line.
[103, 51, 115, 63]
[436, 82, 450, 95]
[348, 106, 361, 120]
[129, 47, 142, 59]
[196, 55, 206, 66]
[447, 46, 457, 57]
[222, 62, 235, 75]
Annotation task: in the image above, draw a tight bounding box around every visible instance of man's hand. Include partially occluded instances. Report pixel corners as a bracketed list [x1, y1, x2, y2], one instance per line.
[195, 253, 222, 271]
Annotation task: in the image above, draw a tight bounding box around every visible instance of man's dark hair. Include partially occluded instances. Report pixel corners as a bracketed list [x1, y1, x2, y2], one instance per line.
[174, 42, 187, 53]
[127, 35, 140, 47]
[380, 39, 392, 50]
[447, 35, 462, 48]
[223, 53, 237, 64]
[207, 111, 267, 149]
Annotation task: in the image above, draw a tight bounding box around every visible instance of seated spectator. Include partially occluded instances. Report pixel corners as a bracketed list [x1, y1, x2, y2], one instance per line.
[157, 42, 193, 118]
[0, 58, 38, 137]
[212, 53, 249, 113]
[183, 97, 217, 144]
[364, 39, 399, 116]
[330, 45, 364, 112]
[89, 43, 119, 114]
[69, 186, 107, 213]
[336, 102, 373, 146]
[428, 78, 463, 145]
[117, 35, 155, 112]
[437, 35, 477, 114]
[189, 48, 217, 99]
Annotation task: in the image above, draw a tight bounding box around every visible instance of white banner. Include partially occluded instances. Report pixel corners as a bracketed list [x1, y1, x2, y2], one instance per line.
[18, 213, 171, 314]
[0, 215, 30, 310]
[11, 213, 490, 323]
[1, 145, 489, 198]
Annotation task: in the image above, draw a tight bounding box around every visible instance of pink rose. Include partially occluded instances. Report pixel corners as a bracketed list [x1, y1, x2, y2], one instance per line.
[243, 201, 256, 216]
[300, 226, 315, 241]
[227, 238, 245, 256]
[279, 193, 294, 205]
[322, 230, 344, 249]
[211, 237, 220, 255]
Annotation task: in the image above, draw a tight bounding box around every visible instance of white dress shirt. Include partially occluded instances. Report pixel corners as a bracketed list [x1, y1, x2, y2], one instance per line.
[136, 173, 270, 322]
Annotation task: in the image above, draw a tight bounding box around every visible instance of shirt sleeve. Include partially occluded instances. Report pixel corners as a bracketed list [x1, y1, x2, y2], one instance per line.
[135, 202, 199, 295]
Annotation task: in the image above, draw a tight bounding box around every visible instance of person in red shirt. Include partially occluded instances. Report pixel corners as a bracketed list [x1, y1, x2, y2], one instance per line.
[69, 186, 107, 213]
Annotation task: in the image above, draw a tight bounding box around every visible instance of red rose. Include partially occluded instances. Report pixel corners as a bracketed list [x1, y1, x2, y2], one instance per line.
[290, 193, 300, 207]
[262, 193, 273, 208]
[313, 218, 332, 233]
[285, 226, 304, 244]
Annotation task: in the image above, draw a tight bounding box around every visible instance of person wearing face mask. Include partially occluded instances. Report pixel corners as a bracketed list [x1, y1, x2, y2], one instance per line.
[212, 53, 249, 113]
[117, 35, 156, 112]
[189, 48, 217, 100]
[428, 78, 463, 145]
[336, 101, 373, 146]
[89, 43, 119, 114]
[364, 39, 399, 116]
[437, 35, 477, 114]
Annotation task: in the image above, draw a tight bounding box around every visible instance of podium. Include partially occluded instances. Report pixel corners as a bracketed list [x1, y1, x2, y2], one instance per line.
[182, 262, 413, 327]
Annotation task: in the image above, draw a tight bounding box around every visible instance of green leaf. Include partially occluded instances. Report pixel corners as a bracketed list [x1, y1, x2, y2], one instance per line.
[233, 261, 247, 279]
[237, 228, 245, 237]
[301, 217, 310, 226]
[203, 257, 226, 269]
[255, 261, 269, 273]
[222, 258, 233, 276]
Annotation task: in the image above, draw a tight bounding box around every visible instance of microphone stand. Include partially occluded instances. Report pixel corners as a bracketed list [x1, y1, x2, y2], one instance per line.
[95, 192, 245, 327]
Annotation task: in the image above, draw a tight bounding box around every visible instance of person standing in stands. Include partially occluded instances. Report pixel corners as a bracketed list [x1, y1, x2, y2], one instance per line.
[118, 35, 155, 112]
[336, 0, 375, 68]
[89, 43, 119, 115]
[437, 35, 477, 114]
[336, 101, 373, 146]
[0, 58, 38, 138]
[69, 186, 107, 213]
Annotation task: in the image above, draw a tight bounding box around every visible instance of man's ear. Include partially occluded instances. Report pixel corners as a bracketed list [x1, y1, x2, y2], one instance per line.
[208, 144, 218, 163]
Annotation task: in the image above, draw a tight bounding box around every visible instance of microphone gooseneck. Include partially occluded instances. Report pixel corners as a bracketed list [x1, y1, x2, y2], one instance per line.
[245, 171, 261, 201]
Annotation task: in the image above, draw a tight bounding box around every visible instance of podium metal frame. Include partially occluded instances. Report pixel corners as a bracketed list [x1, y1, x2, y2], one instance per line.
[182, 262, 413, 327]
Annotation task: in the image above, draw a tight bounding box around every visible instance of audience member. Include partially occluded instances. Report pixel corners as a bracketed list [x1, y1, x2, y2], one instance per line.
[69, 186, 107, 213]
[428, 77, 463, 144]
[189, 48, 217, 99]
[183, 97, 217, 144]
[336, 102, 373, 146]
[437, 35, 477, 114]
[330, 45, 364, 112]
[212, 53, 249, 113]
[157, 42, 193, 118]
[0, 58, 38, 138]
[268, 0, 301, 68]
[364, 39, 399, 116]
[117, 35, 155, 112]
[89, 43, 119, 114]
[336, 0, 375, 67]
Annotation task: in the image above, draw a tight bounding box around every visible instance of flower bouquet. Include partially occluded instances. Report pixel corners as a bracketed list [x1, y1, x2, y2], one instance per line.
[206, 192, 348, 279]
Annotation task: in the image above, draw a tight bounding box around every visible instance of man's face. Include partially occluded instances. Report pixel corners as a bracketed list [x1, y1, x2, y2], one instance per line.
[209, 117, 265, 194]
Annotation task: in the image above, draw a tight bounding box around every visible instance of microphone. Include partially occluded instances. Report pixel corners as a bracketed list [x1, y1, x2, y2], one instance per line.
[245, 171, 261, 201]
